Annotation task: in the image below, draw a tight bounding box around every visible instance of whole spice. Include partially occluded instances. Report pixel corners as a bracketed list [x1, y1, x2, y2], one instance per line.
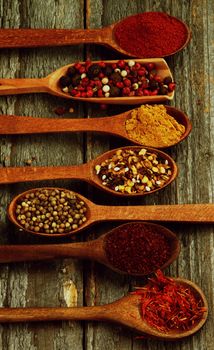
[59, 59, 175, 98]
[125, 104, 185, 147]
[95, 148, 172, 194]
[133, 270, 207, 332]
[104, 223, 171, 274]
[114, 12, 189, 58]
[14, 188, 88, 234]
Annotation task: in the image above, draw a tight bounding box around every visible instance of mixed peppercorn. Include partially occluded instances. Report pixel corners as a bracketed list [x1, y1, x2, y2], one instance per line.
[14, 188, 88, 234]
[95, 148, 173, 194]
[59, 60, 175, 98]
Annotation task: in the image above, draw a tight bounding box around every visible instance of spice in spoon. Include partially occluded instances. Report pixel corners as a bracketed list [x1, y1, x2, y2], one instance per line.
[59, 59, 175, 98]
[14, 188, 88, 234]
[125, 104, 185, 147]
[114, 12, 189, 58]
[104, 223, 171, 275]
[134, 270, 207, 332]
[95, 148, 172, 194]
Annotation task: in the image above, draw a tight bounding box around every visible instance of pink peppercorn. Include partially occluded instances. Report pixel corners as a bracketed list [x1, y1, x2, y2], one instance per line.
[122, 87, 131, 95]
[123, 79, 131, 87]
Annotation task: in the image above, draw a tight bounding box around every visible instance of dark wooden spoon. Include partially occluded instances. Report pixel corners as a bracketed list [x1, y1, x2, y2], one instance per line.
[0, 14, 191, 58]
[0, 105, 192, 148]
[0, 59, 174, 105]
[0, 146, 178, 197]
[0, 278, 207, 341]
[7, 187, 214, 237]
[0, 222, 180, 276]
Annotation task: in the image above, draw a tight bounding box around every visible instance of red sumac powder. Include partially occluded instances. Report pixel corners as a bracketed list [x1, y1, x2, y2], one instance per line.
[114, 12, 189, 58]
[104, 223, 171, 275]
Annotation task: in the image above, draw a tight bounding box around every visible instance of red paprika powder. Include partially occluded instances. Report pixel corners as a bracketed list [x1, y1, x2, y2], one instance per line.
[114, 12, 189, 58]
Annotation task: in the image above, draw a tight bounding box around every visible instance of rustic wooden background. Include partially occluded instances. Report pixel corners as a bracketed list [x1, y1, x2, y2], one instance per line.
[0, 0, 213, 349]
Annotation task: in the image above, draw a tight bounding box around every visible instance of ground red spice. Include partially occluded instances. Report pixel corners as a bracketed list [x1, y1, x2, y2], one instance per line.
[134, 270, 207, 332]
[114, 12, 188, 58]
[104, 223, 171, 275]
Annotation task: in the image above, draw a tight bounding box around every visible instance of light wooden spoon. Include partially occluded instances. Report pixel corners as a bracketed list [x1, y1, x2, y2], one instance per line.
[0, 146, 178, 197]
[0, 278, 207, 341]
[7, 187, 214, 237]
[0, 222, 180, 276]
[0, 58, 175, 105]
[0, 105, 192, 148]
[0, 14, 191, 58]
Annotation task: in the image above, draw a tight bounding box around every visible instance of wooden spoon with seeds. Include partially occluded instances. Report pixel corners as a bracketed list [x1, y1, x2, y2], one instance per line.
[0, 58, 174, 105]
[7, 187, 214, 238]
[0, 146, 178, 197]
[0, 13, 191, 58]
[0, 222, 180, 277]
[0, 105, 192, 148]
[0, 278, 207, 341]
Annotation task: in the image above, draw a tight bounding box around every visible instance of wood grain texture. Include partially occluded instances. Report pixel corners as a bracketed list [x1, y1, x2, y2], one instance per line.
[0, 0, 213, 349]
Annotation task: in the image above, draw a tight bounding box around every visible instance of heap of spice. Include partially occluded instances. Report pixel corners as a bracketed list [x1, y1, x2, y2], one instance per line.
[134, 270, 207, 332]
[114, 12, 189, 58]
[59, 59, 175, 98]
[95, 148, 172, 194]
[125, 104, 185, 147]
[14, 188, 88, 234]
[104, 223, 171, 275]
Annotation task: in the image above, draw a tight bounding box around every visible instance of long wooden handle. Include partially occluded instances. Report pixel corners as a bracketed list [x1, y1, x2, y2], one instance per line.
[0, 241, 103, 263]
[0, 28, 107, 48]
[0, 305, 110, 323]
[95, 203, 214, 223]
[0, 78, 49, 95]
[0, 115, 123, 135]
[0, 164, 91, 184]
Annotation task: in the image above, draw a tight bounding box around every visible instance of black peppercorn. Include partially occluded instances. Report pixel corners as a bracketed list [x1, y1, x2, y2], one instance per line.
[110, 72, 122, 83]
[163, 76, 172, 85]
[87, 64, 101, 78]
[67, 66, 76, 77]
[110, 86, 120, 97]
[159, 86, 168, 95]
[71, 74, 81, 87]
[149, 80, 159, 90]
[59, 76, 72, 88]
[103, 65, 114, 76]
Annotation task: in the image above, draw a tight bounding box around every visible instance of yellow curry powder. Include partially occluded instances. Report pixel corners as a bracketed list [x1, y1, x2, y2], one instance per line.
[125, 105, 185, 147]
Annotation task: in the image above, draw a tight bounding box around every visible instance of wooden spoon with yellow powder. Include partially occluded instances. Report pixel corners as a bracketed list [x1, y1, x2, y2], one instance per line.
[0, 105, 191, 148]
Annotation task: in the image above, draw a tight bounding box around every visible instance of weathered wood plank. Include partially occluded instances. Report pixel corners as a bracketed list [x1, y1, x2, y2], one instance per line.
[0, 1, 85, 349]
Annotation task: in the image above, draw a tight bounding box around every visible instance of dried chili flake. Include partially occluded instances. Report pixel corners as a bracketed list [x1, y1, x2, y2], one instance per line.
[133, 270, 207, 332]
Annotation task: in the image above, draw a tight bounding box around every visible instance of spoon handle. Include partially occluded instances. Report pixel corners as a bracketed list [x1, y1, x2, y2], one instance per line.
[0, 305, 111, 323]
[0, 241, 102, 263]
[0, 115, 123, 135]
[0, 164, 91, 183]
[0, 28, 107, 48]
[0, 78, 49, 95]
[96, 203, 214, 223]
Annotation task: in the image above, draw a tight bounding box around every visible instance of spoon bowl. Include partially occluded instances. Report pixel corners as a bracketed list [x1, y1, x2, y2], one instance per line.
[0, 13, 191, 59]
[0, 221, 180, 277]
[0, 146, 178, 197]
[7, 187, 214, 237]
[0, 58, 175, 104]
[0, 278, 207, 340]
[0, 105, 192, 149]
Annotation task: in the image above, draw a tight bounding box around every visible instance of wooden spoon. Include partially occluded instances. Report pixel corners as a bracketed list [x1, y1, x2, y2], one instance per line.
[7, 187, 214, 237]
[0, 146, 178, 197]
[0, 222, 180, 276]
[0, 58, 175, 105]
[0, 278, 207, 341]
[0, 14, 191, 58]
[0, 106, 192, 148]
